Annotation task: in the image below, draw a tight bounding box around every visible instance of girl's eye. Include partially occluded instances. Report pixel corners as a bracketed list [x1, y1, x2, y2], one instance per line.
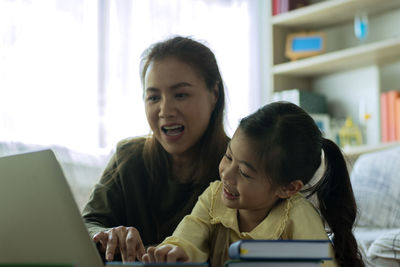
[239, 169, 251, 178]
[224, 153, 232, 161]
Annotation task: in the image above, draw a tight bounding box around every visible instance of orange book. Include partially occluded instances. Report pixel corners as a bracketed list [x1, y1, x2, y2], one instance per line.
[395, 97, 400, 141]
[381, 92, 389, 142]
[387, 90, 400, 141]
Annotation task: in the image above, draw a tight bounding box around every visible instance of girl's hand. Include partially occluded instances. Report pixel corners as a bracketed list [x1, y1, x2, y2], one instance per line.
[142, 244, 189, 262]
[93, 226, 145, 262]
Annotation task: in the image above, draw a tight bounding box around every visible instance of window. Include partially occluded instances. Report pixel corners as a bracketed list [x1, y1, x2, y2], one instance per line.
[0, 0, 261, 153]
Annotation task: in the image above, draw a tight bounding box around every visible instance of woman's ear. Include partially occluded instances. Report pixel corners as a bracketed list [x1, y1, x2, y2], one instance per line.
[277, 180, 304, 199]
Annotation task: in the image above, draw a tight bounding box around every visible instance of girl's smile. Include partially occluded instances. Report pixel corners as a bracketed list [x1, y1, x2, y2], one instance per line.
[222, 183, 240, 200]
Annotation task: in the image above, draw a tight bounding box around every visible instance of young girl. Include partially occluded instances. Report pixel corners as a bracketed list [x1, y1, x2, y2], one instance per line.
[142, 102, 365, 267]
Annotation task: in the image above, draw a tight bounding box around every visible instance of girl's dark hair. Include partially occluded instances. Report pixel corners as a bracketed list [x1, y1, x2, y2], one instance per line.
[239, 102, 364, 267]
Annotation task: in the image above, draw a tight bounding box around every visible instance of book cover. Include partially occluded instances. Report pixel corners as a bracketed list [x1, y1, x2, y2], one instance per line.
[278, 0, 309, 14]
[395, 97, 400, 141]
[381, 92, 389, 142]
[228, 240, 331, 261]
[280, 0, 289, 13]
[225, 259, 321, 267]
[387, 90, 400, 141]
[272, 0, 280, 16]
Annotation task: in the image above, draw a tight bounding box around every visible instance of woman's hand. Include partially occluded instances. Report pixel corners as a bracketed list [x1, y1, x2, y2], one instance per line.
[142, 244, 189, 263]
[93, 226, 145, 262]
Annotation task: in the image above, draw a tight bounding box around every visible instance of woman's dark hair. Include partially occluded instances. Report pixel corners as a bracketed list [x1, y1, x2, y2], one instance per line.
[102, 36, 229, 237]
[138, 35, 228, 188]
[238, 102, 364, 267]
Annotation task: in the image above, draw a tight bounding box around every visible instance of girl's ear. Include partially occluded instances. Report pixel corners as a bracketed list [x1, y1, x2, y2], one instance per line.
[277, 180, 304, 199]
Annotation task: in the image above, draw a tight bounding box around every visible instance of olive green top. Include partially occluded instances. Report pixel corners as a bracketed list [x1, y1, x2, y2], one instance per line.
[82, 138, 216, 246]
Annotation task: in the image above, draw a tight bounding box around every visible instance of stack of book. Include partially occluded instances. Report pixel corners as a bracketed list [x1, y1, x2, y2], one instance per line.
[225, 240, 332, 267]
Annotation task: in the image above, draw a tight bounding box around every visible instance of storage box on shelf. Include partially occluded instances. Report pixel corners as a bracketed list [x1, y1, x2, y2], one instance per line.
[268, 0, 400, 147]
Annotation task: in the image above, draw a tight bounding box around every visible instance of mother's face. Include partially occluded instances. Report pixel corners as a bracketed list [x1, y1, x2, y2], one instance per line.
[144, 57, 218, 158]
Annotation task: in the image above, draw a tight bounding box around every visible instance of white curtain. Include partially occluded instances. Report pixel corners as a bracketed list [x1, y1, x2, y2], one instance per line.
[0, 0, 261, 154]
[0, 0, 99, 152]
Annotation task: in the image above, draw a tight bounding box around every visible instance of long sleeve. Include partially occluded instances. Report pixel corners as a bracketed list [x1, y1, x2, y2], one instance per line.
[81, 138, 206, 246]
[82, 153, 126, 237]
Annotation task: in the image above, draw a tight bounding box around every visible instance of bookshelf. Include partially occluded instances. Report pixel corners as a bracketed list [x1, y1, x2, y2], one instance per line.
[268, 0, 400, 146]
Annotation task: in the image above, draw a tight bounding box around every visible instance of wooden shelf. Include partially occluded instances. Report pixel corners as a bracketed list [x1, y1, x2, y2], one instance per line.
[272, 0, 400, 29]
[273, 37, 400, 77]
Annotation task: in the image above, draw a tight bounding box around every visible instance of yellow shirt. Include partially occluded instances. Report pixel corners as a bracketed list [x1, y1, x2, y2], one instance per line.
[161, 181, 338, 267]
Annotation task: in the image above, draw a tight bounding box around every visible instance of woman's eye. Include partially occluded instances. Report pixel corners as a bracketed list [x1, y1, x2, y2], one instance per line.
[176, 93, 188, 99]
[146, 95, 160, 102]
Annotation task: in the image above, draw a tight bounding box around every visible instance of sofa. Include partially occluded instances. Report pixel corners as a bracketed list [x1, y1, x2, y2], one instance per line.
[0, 141, 112, 211]
[350, 146, 400, 266]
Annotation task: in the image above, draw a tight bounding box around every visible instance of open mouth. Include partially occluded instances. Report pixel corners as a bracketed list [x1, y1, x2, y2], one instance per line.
[224, 187, 239, 197]
[162, 125, 184, 136]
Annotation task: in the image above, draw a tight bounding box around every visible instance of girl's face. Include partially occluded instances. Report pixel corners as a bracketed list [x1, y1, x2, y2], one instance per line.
[144, 57, 217, 158]
[219, 128, 283, 215]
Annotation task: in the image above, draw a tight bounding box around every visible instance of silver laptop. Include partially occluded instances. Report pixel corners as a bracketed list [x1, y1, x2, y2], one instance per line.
[0, 149, 104, 267]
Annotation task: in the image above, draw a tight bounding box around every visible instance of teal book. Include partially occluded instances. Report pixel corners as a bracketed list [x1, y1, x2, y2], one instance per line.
[228, 240, 331, 261]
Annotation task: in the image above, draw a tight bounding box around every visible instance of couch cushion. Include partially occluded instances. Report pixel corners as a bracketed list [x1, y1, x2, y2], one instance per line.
[350, 146, 400, 228]
[367, 229, 400, 266]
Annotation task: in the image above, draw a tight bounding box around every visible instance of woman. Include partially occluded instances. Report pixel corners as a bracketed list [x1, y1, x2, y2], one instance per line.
[82, 36, 229, 262]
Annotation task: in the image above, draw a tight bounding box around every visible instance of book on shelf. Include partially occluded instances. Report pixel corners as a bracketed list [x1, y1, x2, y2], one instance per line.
[380, 90, 400, 142]
[381, 92, 389, 142]
[272, 0, 309, 16]
[387, 90, 400, 141]
[225, 259, 322, 267]
[396, 97, 400, 141]
[228, 240, 331, 261]
[272, 89, 327, 114]
[272, 0, 280, 16]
